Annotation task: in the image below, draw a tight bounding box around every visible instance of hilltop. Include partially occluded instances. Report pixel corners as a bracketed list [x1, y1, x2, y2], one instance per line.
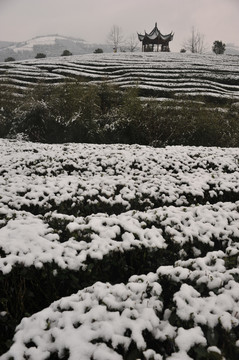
[0, 34, 111, 62]
[1, 34, 239, 62]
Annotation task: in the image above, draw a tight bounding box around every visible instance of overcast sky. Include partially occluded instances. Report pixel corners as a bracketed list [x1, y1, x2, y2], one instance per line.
[0, 0, 239, 52]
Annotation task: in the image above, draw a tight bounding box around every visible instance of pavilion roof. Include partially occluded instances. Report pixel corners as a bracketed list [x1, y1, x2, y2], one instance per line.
[138, 23, 174, 43]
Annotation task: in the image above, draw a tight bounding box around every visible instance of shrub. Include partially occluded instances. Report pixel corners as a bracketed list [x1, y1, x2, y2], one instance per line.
[97, 82, 122, 113]
[61, 50, 72, 56]
[7, 82, 78, 142]
[1, 78, 239, 146]
[4, 57, 15, 62]
[10, 100, 50, 142]
[94, 48, 103, 53]
[138, 100, 239, 147]
[67, 84, 101, 142]
[0, 83, 24, 138]
[212, 40, 226, 55]
[35, 53, 46, 59]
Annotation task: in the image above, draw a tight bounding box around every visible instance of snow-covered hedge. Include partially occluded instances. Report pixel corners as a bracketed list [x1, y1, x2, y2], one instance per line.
[1, 52, 239, 100]
[1, 140, 239, 216]
[2, 260, 239, 360]
[1, 139, 239, 359]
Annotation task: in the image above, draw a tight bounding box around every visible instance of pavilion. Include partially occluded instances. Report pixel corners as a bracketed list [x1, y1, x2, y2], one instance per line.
[138, 23, 174, 52]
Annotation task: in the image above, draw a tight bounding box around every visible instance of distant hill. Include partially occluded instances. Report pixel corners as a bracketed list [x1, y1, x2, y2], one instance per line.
[0, 35, 111, 62]
[0, 41, 17, 49]
[225, 43, 239, 55]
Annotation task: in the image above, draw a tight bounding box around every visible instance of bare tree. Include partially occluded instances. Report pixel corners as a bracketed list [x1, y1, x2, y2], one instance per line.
[126, 33, 139, 52]
[107, 25, 124, 53]
[183, 27, 206, 54]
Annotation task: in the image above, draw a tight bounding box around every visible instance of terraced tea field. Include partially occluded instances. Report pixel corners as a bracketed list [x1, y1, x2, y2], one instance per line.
[1, 139, 239, 359]
[1, 52, 239, 100]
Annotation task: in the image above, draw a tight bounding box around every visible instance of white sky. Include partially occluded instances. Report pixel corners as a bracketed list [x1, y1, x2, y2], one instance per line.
[0, 0, 239, 52]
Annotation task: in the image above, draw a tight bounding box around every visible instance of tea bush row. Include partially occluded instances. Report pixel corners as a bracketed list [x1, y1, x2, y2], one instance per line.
[1, 80, 239, 146]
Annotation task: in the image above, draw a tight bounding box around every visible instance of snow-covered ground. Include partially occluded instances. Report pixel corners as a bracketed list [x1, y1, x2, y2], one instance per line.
[1, 52, 239, 100]
[1, 139, 239, 359]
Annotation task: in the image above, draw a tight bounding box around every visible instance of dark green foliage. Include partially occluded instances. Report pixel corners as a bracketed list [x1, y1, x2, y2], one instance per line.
[61, 50, 72, 56]
[35, 53, 46, 59]
[97, 82, 122, 113]
[1, 79, 239, 146]
[94, 48, 103, 53]
[139, 100, 239, 147]
[4, 57, 15, 62]
[212, 41, 226, 55]
[0, 107, 12, 138]
[9, 98, 65, 143]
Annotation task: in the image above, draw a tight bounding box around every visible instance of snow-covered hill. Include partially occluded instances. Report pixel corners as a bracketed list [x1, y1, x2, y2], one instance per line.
[225, 43, 239, 55]
[0, 41, 17, 49]
[0, 34, 111, 62]
[1, 52, 239, 101]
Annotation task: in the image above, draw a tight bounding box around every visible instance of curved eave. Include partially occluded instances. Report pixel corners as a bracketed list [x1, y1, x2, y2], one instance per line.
[138, 24, 174, 43]
[138, 32, 174, 43]
[138, 33, 145, 41]
[160, 32, 174, 41]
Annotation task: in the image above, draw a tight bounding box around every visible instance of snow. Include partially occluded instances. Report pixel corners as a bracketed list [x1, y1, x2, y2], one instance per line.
[9, 35, 83, 53]
[1, 277, 163, 360]
[1, 52, 239, 100]
[175, 326, 207, 352]
[1, 139, 239, 359]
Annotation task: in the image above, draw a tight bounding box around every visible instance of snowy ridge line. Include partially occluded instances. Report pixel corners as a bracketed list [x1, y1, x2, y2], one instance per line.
[104, 76, 239, 93]
[1, 70, 65, 79]
[138, 78, 239, 91]
[1, 52, 239, 99]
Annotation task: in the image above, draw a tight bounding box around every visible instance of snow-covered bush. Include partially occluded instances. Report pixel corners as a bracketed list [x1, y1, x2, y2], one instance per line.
[1, 140, 239, 358]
